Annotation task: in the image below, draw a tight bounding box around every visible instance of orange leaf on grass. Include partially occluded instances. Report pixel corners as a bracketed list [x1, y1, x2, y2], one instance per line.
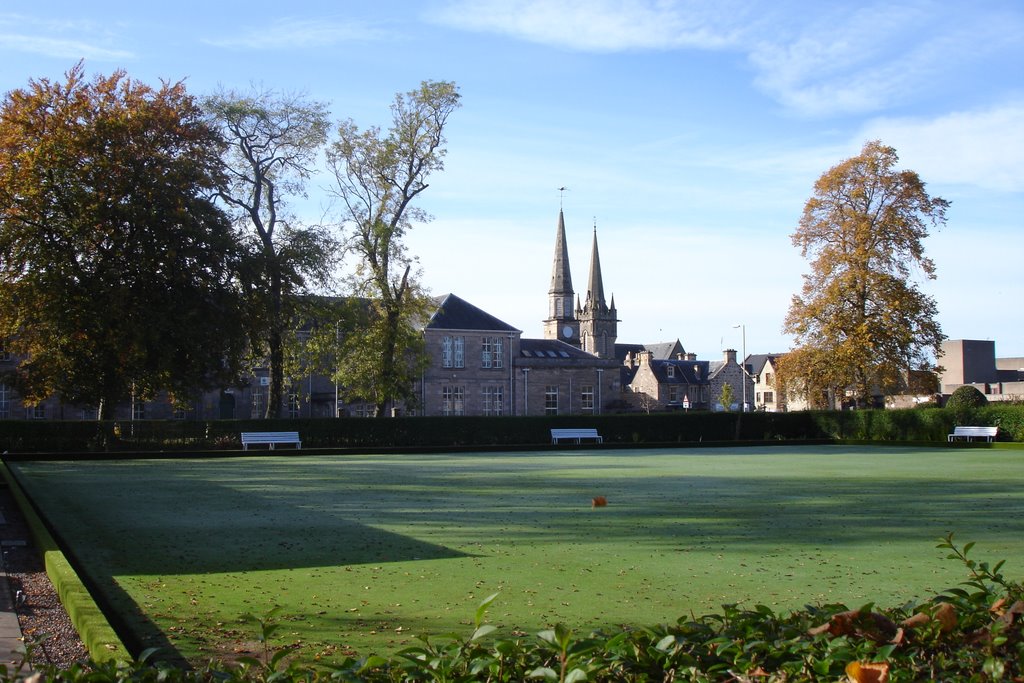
[846, 661, 889, 683]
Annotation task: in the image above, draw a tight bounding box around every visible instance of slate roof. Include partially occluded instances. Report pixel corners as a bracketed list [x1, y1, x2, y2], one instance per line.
[424, 293, 521, 332]
[614, 339, 685, 363]
[745, 353, 784, 376]
[519, 338, 602, 360]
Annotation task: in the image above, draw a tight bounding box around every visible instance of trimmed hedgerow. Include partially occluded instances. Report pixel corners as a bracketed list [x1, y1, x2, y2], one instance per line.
[1, 406, 1022, 454]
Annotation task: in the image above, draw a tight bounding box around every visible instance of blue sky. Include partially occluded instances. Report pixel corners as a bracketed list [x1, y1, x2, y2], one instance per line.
[3, 1, 1022, 359]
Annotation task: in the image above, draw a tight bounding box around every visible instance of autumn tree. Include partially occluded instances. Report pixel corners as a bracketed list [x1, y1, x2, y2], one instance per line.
[203, 88, 336, 418]
[718, 382, 735, 412]
[780, 140, 948, 408]
[326, 81, 460, 417]
[0, 64, 248, 419]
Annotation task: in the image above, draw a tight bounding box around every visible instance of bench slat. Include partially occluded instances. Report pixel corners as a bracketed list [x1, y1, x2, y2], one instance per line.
[948, 426, 997, 443]
[241, 431, 302, 450]
[551, 428, 603, 444]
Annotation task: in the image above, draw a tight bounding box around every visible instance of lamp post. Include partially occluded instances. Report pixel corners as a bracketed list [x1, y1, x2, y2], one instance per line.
[733, 323, 747, 412]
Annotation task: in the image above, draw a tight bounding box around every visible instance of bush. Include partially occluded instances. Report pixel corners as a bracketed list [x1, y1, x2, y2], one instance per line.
[946, 385, 988, 411]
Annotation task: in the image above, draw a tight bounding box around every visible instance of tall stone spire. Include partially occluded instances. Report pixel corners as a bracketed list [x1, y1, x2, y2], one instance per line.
[586, 224, 606, 312]
[549, 209, 573, 299]
[544, 209, 580, 345]
[579, 222, 617, 358]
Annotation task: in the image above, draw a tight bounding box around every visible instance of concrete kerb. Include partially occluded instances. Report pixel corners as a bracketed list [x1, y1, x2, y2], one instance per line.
[0, 461, 128, 664]
[0, 510, 28, 672]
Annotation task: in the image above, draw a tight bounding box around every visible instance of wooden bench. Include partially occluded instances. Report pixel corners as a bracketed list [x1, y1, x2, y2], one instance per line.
[551, 428, 603, 445]
[241, 431, 302, 450]
[948, 426, 998, 443]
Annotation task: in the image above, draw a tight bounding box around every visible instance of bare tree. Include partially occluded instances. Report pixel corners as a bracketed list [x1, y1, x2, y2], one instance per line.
[204, 88, 335, 418]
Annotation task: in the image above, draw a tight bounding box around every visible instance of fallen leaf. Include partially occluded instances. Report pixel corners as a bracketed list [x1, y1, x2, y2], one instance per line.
[846, 660, 889, 683]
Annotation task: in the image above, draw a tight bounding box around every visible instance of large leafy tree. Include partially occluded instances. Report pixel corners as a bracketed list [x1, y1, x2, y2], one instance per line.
[203, 88, 335, 418]
[779, 140, 948, 408]
[326, 81, 460, 417]
[0, 63, 248, 419]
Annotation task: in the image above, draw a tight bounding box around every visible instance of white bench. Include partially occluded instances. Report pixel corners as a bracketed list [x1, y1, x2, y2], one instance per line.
[241, 431, 302, 450]
[948, 426, 998, 443]
[551, 428, 603, 445]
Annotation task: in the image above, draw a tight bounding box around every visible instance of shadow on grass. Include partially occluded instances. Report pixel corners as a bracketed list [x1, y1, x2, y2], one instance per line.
[14, 450, 1024, 574]
[9, 448, 1024, 663]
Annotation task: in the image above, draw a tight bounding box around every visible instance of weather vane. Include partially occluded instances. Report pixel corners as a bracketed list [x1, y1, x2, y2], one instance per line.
[558, 186, 569, 208]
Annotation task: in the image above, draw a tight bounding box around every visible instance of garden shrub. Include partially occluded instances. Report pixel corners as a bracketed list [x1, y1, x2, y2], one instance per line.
[946, 385, 988, 426]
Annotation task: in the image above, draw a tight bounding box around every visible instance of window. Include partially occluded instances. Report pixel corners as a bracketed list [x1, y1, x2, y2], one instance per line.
[666, 365, 675, 378]
[454, 336, 464, 368]
[288, 392, 301, 418]
[764, 391, 775, 404]
[251, 385, 267, 419]
[0, 383, 8, 419]
[442, 336, 453, 368]
[483, 386, 504, 416]
[669, 385, 680, 403]
[442, 336, 465, 369]
[173, 406, 187, 420]
[443, 386, 465, 416]
[481, 337, 504, 369]
[30, 403, 45, 419]
[132, 401, 145, 420]
[765, 372, 774, 386]
[544, 385, 558, 415]
[581, 385, 594, 413]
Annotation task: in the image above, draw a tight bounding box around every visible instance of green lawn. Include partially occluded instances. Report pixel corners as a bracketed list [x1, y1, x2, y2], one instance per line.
[11, 446, 1024, 665]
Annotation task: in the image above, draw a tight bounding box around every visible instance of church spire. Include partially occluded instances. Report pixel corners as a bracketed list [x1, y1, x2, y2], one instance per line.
[578, 221, 617, 358]
[549, 209, 573, 298]
[544, 208, 580, 344]
[586, 222, 606, 313]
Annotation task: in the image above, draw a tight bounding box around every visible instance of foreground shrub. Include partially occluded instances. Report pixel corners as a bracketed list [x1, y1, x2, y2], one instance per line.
[3, 535, 1021, 682]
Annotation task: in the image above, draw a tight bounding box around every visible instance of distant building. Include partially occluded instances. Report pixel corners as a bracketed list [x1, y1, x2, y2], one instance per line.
[939, 339, 1024, 401]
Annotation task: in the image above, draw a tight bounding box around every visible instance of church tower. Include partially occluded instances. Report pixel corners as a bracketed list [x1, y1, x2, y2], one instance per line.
[578, 225, 618, 358]
[543, 209, 580, 345]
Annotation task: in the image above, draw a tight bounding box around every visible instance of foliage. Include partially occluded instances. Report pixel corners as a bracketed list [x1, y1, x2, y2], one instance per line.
[718, 382, 734, 412]
[782, 140, 948, 409]
[326, 81, 460, 417]
[947, 385, 988, 412]
[5, 404, 1024, 452]
[0, 63, 248, 419]
[5, 536, 1022, 681]
[203, 88, 336, 418]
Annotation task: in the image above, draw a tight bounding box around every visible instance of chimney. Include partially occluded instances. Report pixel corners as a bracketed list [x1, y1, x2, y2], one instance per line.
[685, 352, 697, 361]
[724, 348, 737, 364]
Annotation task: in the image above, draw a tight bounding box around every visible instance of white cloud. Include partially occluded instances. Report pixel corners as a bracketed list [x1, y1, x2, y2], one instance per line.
[432, 0, 745, 52]
[0, 14, 133, 61]
[861, 103, 1024, 193]
[206, 18, 392, 50]
[0, 33, 133, 60]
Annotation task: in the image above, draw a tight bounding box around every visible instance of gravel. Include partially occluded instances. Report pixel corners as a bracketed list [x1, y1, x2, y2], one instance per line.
[0, 484, 90, 669]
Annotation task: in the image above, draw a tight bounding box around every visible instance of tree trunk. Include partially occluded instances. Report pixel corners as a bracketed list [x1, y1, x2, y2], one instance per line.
[266, 259, 285, 419]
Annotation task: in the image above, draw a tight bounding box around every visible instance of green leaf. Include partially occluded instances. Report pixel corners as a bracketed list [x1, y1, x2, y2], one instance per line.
[528, 666, 559, 680]
[565, 668, 589, 683]
[475, 591, 500, 628]
[472, 624, 498, 641]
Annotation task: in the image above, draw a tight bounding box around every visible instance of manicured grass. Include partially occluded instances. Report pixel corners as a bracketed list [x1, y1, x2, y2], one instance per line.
[11, 446, 1024, 665]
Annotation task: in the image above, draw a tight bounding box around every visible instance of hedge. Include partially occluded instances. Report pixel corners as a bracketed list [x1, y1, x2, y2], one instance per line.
[1, 406, 1022, 453]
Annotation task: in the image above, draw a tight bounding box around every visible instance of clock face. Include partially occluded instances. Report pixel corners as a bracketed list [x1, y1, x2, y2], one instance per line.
[562, 325, 573, 338]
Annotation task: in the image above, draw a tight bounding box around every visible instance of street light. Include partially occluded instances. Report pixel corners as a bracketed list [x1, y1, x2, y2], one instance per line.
[733, 323, 747, 412]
